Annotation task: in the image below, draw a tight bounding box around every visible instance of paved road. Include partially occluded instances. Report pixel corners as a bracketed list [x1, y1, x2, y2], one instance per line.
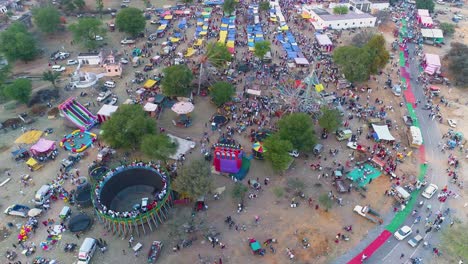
[333, 15, 453, 264]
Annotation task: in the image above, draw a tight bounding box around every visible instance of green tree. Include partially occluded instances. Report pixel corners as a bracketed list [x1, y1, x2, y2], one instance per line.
[162, 65, 194, 97]
[263, 134, 293, 172]
[259, 1, 270, 12]
[42, 70, 61, 89]
[197, 42, 232, 95]
[115, 7, 146, 37]
[254, 40, 271, 60]
[69, 18, 106, 49]
[446, 42, 468, 87]
[333, 6, 349, 15]
[277, 113, 317, 152]
[440, 22, 455, 37]
[4, 78, 32, 104]
[223, 0, 237, 16]
[231, 182, 248, 202]
[416, 0, 435, 13]
[365, 34, 389, 74]
[32, 6, 61, 34]
[333, 46, 372, 83]
[440, 222, 468, 262]
[318, 193, 333, 211]
[96, 0, 104, 18]
[0, 22, 38, 62]
[182, 0, 193, 3]
[211, 81, 235, 106]
[140, 134, 177, 161]
[318, 107, 342, 132]
[62, 0, 85, 12]
[351, 30, 377, 47]
[101, 104, 156, 149]
[172, 158, 213, 200]
[0, 64, 10, 99]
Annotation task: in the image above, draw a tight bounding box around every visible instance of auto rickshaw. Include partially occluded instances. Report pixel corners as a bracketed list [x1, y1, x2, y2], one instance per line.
[26, 158, 43, 171]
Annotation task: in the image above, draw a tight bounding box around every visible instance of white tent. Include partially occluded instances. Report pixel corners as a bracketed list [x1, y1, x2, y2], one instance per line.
[372, 124, 395, 141]
[246, 89, 261, 96]
[294, 57, 310, 65]
[167, 134, 196, 160]
[316, 34, 333, 46]
[143, 102, 158, 112]
[97, 104, 118, 123]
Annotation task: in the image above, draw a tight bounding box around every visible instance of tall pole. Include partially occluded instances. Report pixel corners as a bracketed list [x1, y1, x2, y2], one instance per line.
[197, 63, 204, 96]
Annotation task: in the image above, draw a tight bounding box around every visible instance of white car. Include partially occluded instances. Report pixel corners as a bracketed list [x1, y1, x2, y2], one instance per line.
[122, 0, 130, 2]
[422, 183, 438, 199]
[150, 20, 158, 24]
[97, 91, 112, 102]
[95, 35, 103, 41]
[52, 65, 66, 72]
[104, 81, 116, 88]
[288, 150, 299, 158]
[447, 119, 457, 128]
[347, 141, 358, 150]
[120, 58, 129, 64]
[108, 96, 118, 105]
[67, 60, 78, 65]
[394, 225, 412, 240]
[120, 38, 136, 44]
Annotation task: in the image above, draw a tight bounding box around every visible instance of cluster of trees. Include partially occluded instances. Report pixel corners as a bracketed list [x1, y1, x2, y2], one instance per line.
[416, 0, 435, 13]
[223, 0, 237, 16]
[101, 105, 177, 160]
[69, 17, 106, 49]
[172, 158, 214, 200]
[115, 7, 146, 37]
[263, 108, 342, 172]
[440, 22, 455, 37]
[254, 40, 271, 60]
[333, 34, 389, 83]
[0, 22, 38, 62]
[446, 42, 468, 87]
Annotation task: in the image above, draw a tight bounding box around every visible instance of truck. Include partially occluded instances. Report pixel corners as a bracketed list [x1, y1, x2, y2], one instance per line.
[336, 129, 352, 141]
[353, 205, 383, 224]
[4, 204, 31, 217]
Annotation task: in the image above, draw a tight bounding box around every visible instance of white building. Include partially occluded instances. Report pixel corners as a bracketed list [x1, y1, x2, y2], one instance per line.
[309, 8, 376, 30]
[77, 52, 102, 65]
[349, 0, 390, 13]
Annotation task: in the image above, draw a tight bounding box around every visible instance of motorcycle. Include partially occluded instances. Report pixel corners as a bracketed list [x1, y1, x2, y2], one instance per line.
[5, 250, 17, 260]
[64, 243, 77, 252]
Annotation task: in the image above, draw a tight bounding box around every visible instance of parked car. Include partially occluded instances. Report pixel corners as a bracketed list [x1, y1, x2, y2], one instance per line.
[52, 65, 66, 72]
[4, 204, 30, 217]
[67, 60, 79, 65]
[122, 0, 130, 3]
[447, 119, 457, 128]
[120, 3, 128, 8]
[422, 183, 438, 199]
[150, 20, 159, 24]
[97, 91, 112, 102]
[408, 235, 423, 247]
[107, 96, 118, 105]
[120, 38, 135, 44]
[104, 81, 116, 88]
[95, 35, 103, 41]
[288, 150, 299, 158]
[120, 58, 129, 64]
[394, 225, 412, 240]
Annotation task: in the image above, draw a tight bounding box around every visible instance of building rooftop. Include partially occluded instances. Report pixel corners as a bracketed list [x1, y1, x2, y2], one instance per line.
[321, 12, 375, 21]
[78, 52, 101, 57]
[312, 8, 330, 16]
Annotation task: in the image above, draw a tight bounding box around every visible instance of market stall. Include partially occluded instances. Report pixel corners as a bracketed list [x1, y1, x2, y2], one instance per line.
[315, 34, 333, 52]
[423, 53, 441, 75]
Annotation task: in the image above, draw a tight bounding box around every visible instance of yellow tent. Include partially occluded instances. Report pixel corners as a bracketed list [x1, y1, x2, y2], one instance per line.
[301, 12, 311, 19]
[315, 84, 324, 92]
[194, 39, 204, 46]
[15, 130, 43, 144]
[280, 25, 289, 31]
[143, 79, 157, 89]
[199, 31, 207, 36]
[226, 41, 235, 48]
[249, 47, 255, 51]
[197, 21, 204, 26]
[270, 16, 277, 22]
[164, 15, 173, 20]
[202, 26, 208, 30]
[26, 158, 42, 171]
[157, 25, 167, 31]
[170, 37, 180, 43]
[185, 48, 196, 57]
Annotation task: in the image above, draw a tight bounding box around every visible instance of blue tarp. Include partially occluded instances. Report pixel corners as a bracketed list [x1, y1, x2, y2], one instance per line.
[178, 19, 186, 29]
[160, 19, 169, 25]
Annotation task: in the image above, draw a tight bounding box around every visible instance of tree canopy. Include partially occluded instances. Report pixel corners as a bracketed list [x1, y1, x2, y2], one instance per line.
[446, 42, 468, 87]
[223, 0, 237, 16]
[211, 81, 235, 106]
[140, 134, 177, 161]
[0, 65, 10, 100]
[263, 134, 293, 172]
[172, 158, 213, 200]
[318, 107, 342, 132]
[351, 29, 377, 47]
[277, 113, 317, 152]
[4, 78, 32, 104]
[61, 0, 85, 13]
[69, 18, 106, 49]
[416, 0, 435, 13]
[259, 1, 270, 11]
[333, 35, 389, 83]
[333, 6, 349, 15]
[101, 104, 156, 149]
[318, 193, 333, 211]
[440, 222, 468, 262]
[95, 0, 104, 17]
[162, 65, 194, 97]
[254, 40, 271, 59]
[440, 22, 455, 37]
[115, 7, 146, 37]
[231, 182, 248, 202]
[42, 70, 61, 89]
[205, 42, 232, 68]
[0, 22, 38, 62]
[32, 6, 61, 34]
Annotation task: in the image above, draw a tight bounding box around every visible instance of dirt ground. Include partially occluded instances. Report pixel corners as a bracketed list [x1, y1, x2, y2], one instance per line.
[0, 1, 467, 264]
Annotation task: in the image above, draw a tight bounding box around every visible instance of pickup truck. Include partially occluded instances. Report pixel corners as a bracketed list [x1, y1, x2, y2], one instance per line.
[353, 205, 383, 224]
[4, 204, 30, 217]
[97, 90, 112, 102]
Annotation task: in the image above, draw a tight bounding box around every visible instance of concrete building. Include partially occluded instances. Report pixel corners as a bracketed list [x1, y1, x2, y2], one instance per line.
[309, 8, 376, 30]
[77, 52, 102, 65]
[349, 0, 390, 13]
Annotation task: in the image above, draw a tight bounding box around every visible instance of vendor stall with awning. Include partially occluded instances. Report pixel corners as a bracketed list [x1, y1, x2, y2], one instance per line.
[316, 34, 333, 52]
[97, 104, 118, 123]
[371, 124, 395, 141]
[30, 138, 56, 155]
[424, 53, 441, 75]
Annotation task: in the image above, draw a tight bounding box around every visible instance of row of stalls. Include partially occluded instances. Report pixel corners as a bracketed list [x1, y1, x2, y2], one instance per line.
[184, 7, 213, 57]
[423, 53, 441, 76]
[13, 130, 58, 171]
[247, 4, 265, 52]
[218, 16, 236, 54]
[417, 9, 445, 45]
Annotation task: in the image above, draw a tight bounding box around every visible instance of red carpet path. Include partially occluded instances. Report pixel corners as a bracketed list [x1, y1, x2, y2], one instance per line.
[348, 230, 392, 264]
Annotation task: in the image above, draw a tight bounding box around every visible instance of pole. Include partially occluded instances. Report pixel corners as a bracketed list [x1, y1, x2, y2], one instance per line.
[197, 63, 204, 96]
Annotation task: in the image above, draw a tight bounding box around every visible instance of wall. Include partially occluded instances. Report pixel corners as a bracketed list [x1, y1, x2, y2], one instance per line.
[314, 17, 376, 30]
[78, 55, 101, 65]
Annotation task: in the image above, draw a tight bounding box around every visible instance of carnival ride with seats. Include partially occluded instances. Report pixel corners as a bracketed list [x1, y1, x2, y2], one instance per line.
[60, 130, 97, 153]
[58, 97, 98, 130]
[213, 144, 250, 180]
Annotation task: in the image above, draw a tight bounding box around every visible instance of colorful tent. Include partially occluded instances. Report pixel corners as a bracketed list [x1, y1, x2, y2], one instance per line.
[144, 79, 157, 89]
[185, 48, 196, 57]
[30, 138, 56, 155]
[15, 130, 43, 144]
